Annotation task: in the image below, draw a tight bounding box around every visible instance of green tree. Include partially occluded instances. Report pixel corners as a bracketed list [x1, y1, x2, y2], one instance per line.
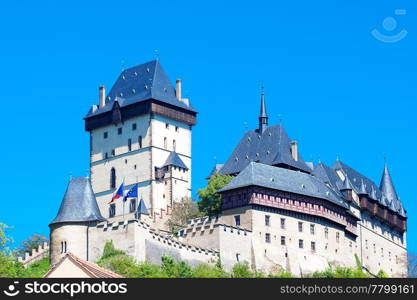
[231, 262, 253, 278]
[166, 197, 202, 234]
[197, 174, 233, 216]
[13, 234, 48, 258]
[21, 258, 51, 278]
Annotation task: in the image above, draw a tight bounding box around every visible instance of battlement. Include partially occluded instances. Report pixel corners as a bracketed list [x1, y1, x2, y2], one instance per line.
[179, 216, 251, 237]
[17, 242, 49, 267]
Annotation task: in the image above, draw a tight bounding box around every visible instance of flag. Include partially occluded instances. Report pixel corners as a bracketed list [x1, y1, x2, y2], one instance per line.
[124, 184, 138, 202]
[109, 183, 124, 203]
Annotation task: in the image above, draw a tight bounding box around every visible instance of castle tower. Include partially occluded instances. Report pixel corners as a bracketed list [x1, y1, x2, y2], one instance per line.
[84, 60, 197, 219]
[49, 177, 106, 265]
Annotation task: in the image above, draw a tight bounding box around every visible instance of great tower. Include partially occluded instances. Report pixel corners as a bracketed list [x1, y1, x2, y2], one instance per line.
[84, 60, 197, 220]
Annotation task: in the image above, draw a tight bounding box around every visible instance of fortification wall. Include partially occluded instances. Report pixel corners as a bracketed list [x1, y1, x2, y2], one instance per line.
[17, 242, 49, 268]
[89, 218, 219, 267]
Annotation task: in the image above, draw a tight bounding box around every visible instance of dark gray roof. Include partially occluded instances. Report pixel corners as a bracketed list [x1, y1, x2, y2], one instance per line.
[50, 177, 106, 225]
[85, 60, 195, 119]
[341, 176, 354, 191]
[332, 160, 405, 216]
[219, 125, 312, 175]
[207, 164, 224, 178]
[137, 198, 149, 215]
[380, 163, 405, 215]
[358, 179, 368, 195]
[219, 162, 348, 209]
[162, 151, 188, 170]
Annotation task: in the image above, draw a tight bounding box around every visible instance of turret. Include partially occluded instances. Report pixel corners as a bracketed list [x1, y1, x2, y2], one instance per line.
[49, 177, 106, 265]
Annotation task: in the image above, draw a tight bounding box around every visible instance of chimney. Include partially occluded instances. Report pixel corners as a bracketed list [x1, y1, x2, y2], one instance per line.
[176, 79, 182, 100]
[291, 141, 298, 161]
[99, 85, 106, 108]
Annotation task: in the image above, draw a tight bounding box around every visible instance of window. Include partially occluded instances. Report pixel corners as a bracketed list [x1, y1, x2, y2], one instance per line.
[381, 248, 384, 257]
[265, 215, 270, 226]
[365, 240, 368, 249]
[164, 137, 167, 149]
[299, 239, 304, 249]
[373, 244, 376, 254]
[165, 123, 169, 129]
[234, 215, 241, 226]
[175, 126, 179, 132]
[129, 199, 136, 213]
[311, 241, 316, 252]
[336, 232, 340, 243]
[104, 132, 108, 139]
[104, 152, 108, 160]
[109, 203, 116, 218]
[298, 222, 303, 232]
[118, 128, 122, 135]
[324, 227, 329, 239]
[281, 236, 286, 246]
[110, 168, 116, 189]
[132, 123, 137, 130]
[128, 138, 132, 151]
[138, 136, 143, 148]
[111, 149, 115, 156]
[280, 218, 285, 229]
[265, 233, 271, 243]
[173, 139, 176, 151]
[310, 224, 315, 235]
[64, 241, 67, 253]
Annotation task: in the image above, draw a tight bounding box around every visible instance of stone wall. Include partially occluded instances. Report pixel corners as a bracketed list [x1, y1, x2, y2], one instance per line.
[17, 242, 49, 268]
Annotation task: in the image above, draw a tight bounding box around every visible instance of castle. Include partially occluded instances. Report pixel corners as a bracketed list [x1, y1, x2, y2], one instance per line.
[48, 60, 408, 277]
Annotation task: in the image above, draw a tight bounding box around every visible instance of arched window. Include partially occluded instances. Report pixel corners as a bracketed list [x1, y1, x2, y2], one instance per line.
[110, 168, 116, 189]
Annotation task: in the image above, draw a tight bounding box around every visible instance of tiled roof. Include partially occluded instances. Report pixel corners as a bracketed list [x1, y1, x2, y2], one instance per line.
[49, 177, 106, 225]
[219, 162, 348, 209]
[45, 253, 122, 278]
[162, 151, 188, 170]
[332, 160, 405, 216]
[219, 125, 312, 175]
[85, 60, 195, 119]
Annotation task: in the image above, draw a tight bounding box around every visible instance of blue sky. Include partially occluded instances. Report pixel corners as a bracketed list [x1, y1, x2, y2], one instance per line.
[0, 0, 415, 254]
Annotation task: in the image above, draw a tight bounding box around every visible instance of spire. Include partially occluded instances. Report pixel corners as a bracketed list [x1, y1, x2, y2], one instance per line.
[359, 179, 368, 195]
[341, 176, 354, 191]
[136, 197, 149, 216]
[370, 185, 378, 200]
[380, 163, 399, 202]
[258, 84, 268, 133]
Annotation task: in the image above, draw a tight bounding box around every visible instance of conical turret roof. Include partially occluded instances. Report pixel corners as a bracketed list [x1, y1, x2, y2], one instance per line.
[50, 177, 106, 226]
[380, 163, 399, 202]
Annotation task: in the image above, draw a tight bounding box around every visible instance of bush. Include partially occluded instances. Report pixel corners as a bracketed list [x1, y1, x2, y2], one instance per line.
[21, 258, 50, 278]
[231, 262, 253, 278]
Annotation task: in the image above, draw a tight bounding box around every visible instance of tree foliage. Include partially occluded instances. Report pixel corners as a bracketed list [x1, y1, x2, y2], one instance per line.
[166, 197, 202, 234]
[13, 234, 48, 258]
[408, 252, 417, 278]
[197, 174, 233, 216]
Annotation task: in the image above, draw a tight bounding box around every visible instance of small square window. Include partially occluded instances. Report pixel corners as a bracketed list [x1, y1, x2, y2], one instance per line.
[132, 123, 137, 130]
[281, 236, 286, 246]
[311, 241, 316, 252]
[280, 218, 285, 229]
[265, 215, 270, 226]
[118, 128, 122, 135]
[265, 233, 271, 243]
[104, 132, 108, 139]
[234, 215, 241, 226]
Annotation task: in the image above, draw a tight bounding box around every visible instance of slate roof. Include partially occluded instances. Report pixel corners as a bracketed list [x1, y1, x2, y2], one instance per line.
[207, 164, 224, 178]
[162, 151, 188, 170]
[137, 198, 149, 215]
[219, 125, 312, 175]
[220, 162, 348, 209]
[50, 177, 106, 225]
[85, 60, 195, 119]
[332, 160, 405, 217]
[45, 253, 122, 278]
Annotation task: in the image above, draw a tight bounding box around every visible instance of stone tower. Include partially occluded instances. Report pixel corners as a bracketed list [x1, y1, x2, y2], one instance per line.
[83, 60, 197, 220]
[49, 177, 106, 265]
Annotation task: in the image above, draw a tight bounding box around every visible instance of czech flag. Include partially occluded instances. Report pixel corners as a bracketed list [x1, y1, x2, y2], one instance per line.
[124, 184, 138, 202]
[109, 183, 124, 203]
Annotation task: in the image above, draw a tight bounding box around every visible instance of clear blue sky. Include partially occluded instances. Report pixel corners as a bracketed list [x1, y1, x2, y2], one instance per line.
[0, 0, 415, 254]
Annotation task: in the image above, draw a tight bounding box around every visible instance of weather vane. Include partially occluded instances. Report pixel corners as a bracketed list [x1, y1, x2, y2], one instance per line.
[154, 50, 159, 60]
